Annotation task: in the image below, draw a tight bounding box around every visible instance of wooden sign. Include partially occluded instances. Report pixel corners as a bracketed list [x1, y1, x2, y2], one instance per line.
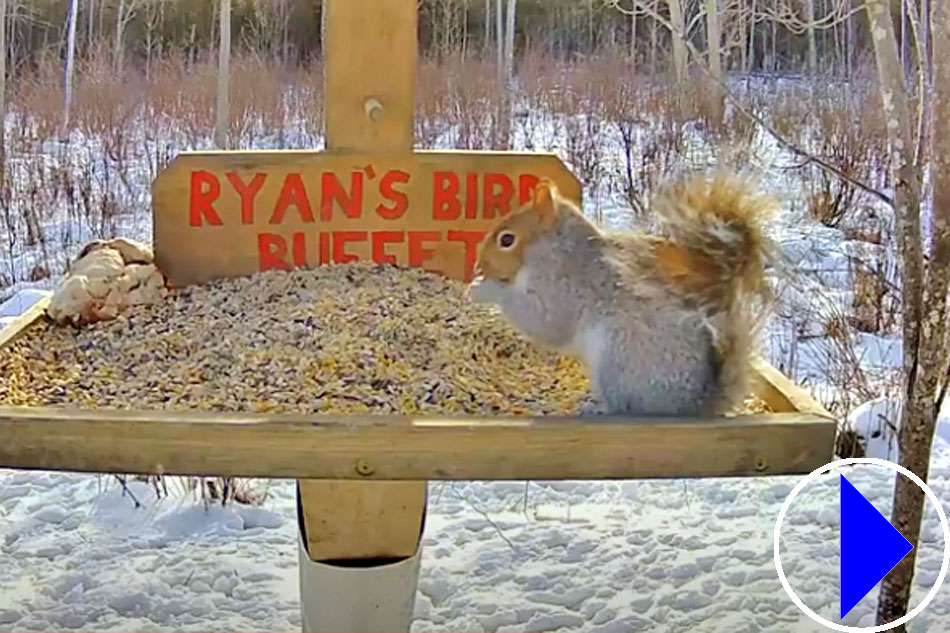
[152, 149, 582, 286]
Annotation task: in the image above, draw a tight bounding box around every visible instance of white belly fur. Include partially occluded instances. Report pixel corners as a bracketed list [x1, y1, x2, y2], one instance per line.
[560, 322, 605, 367]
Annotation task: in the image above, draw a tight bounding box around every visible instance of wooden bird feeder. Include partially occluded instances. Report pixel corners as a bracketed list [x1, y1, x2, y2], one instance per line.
[0, 1, 837, 631]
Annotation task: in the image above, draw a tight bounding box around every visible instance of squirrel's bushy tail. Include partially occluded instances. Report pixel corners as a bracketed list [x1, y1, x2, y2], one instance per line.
[704, 300, 772, 416]
[651, 171, 779, 415]
[652, 171, 778, 314]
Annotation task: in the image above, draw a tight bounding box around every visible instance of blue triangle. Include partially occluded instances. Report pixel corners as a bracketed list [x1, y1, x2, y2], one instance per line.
[840, 474, 914, 619]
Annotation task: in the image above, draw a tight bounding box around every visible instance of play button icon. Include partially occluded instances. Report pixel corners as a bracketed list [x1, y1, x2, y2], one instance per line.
[839, 474, 914, 619]
[774, 457, 950, 632]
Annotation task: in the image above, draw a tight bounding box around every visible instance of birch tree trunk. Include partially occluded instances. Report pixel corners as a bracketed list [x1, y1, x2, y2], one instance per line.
[280, 0, 289, 65]
[629, 5, 636, 67]
[901, 0, 911, 83]
[587, 0, 594, 53]
[214, 0, 231, 149]
[499, 0, 516, 149]
[865, 0, 950, 626]
[738, 0, 747, 74]
[0, 0, 6, 172]
[666, 0, 687, 84]
[494, 0, 504, 146]
[747, 0, 756, 73]
[87, 0, 95, 48]
[113, 0, 126, 76]
[924, 0, 933, 79]
[847, 1, 855, 77]
[495, 0, 503, 69]
[770, 13, 776, 72]
[484, 0, 490, 54]
[650, 11, 658, 74]
[505, 0, 515, 81]
[64, 0, 79, 129]
[806, 0, 817, 74]
[704, 0, 723, 122]
[5, 0, 12, 85]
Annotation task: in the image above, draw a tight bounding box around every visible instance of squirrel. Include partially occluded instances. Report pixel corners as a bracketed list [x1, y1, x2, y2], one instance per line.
[466, 172, 778, 417]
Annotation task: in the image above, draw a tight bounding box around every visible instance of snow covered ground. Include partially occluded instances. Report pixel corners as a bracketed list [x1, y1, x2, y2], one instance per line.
[1, 75, 948, 631]
[1, 434, 948, 632]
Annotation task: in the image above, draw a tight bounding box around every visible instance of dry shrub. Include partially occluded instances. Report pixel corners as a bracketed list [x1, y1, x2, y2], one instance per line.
[804, 86, 888, 228]
[124, 474, 264, 507]
[835, 425, 867, 459]
[846, 251, 899, 335]
[416, 57, 454, 148]
[619, 79, 688, 221]
[849, 265, 887, 333]
[768, 82, 813, 143]
[807, 170, 858, 228]
[518, 45, 563, 150]
[154, 51, 218, 148]
[817, 308, 877, 411]
[446, 55, 497, 149]
[550, 59, 615, 199]
[294, 60, 325, 146]
[229, 55, 289, 147]
[841, 205, 885, 244]
[9, 51, 65, 143]
[194, 477, 264, 506]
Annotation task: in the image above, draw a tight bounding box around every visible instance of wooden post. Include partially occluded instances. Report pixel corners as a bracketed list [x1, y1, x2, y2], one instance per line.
[297, 1, 427, 630]
[214, 0, 231, 149]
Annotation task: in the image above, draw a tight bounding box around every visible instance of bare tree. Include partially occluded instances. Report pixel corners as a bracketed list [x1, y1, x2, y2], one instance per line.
[756, 0, 862, 74]
[0, 0, 6, 172]
[863, 0, 950, 627]
[900, 0, 911, 81]
[484, 0, 491, 54]
[495, 0, 502, 68]
[63, 0, 79, 129]
[142, 0, 162, 81]
[704, 0, 723, 121]
[214, 0, 231, 149]
[499, 0, 516, 148]
[505, 0, 515, 80]
[667, 0, 687, 83]
[113, 0, 138, 76]
[805, 0, 817, 73]
[277, 0, 291, 63]
[628, 0, 637, 65]
[87, 0, 95, 47]
[649, 0, 658, 72]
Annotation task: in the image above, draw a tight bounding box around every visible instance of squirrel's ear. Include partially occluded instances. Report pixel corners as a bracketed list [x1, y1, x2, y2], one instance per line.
[532, 179, 559, 227]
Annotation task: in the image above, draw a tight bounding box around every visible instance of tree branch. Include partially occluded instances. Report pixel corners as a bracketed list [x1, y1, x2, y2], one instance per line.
[606, 0, 894, 206]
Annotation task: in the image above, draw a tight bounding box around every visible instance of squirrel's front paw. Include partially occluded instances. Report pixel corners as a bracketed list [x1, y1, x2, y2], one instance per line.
[467, 276, 503, 304]
[578, 394, 608, 417]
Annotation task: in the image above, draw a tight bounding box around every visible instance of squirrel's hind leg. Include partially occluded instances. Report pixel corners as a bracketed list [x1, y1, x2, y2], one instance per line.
[590, 320, 718, 418]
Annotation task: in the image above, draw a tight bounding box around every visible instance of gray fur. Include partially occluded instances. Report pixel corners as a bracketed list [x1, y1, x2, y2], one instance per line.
[471, 214, 721, 417]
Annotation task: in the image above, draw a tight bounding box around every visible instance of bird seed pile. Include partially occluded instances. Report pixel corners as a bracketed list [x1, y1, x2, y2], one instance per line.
[0, 262, 770, 416]
[0, 263, 592, 415]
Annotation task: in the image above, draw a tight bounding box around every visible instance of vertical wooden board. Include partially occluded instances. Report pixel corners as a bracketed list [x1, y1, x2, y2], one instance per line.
[323, 0, 417, 152]
[151, 150, 583, 286]
[298, 479, 428, 560]
[305, 0, 426, 567]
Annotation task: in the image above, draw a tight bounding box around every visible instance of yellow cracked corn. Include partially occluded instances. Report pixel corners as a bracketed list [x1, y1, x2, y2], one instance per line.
[0, 262, 770, 416]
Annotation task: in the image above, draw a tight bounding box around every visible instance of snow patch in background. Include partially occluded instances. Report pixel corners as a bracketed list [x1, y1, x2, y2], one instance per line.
[0, 75, 946, 632]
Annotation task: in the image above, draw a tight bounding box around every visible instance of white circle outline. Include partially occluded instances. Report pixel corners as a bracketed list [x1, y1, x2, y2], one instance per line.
[773, 457, 950, 632]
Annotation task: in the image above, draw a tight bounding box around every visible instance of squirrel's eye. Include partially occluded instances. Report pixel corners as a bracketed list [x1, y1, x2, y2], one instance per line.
[498, 232, 516, 249]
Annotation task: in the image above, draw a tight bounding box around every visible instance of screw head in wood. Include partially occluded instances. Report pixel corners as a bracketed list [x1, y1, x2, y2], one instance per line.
[364, 97, 383, 122]
[755, 457, 769, 472]
[355, 459, 375, 476]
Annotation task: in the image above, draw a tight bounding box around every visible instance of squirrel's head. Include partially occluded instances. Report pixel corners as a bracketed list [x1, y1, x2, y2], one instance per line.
[473, 179, 563, 284]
